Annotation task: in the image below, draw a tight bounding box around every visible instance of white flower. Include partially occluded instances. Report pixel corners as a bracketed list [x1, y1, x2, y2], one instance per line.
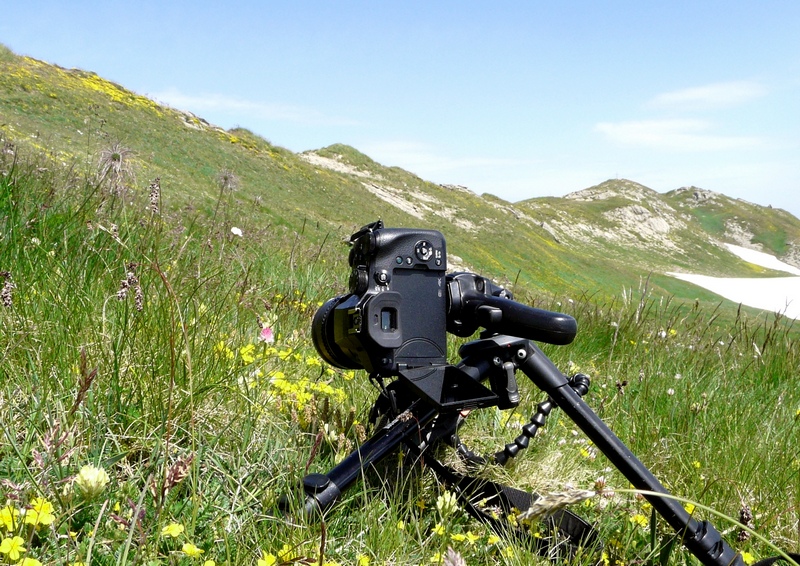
[74, 464, 110, 499]
[230, 227, 243, 237]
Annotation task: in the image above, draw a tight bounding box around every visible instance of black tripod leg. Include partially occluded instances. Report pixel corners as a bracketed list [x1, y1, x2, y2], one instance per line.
[518, 341, 744, 566]
[280, 402, 437, 517]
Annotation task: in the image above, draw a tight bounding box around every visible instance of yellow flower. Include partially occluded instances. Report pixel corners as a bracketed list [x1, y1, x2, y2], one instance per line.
[0, 535, 26, 561]
[277, 544, 296, 561]
[74, 464, 110, 499]
[161, 523, 185, 538]
[396, 520, 405, 531]
[630, 514, 649, 528]
[0, 506, 19, 531]
[203, 561, 216, 566]
[487, 534, 501, 545]
[24, 497, 55, 526]
[450, 533, 466, 542]
[684, 503, 696, 515]
[182, 542, 205, 557]
[432, 523, 446, 536]
[465, 531, 480, 545]
[21, 558, 43, 566]
[357, 555, 370, 566]
[239, 343, 256, 364]
[258, 552, 277, 566]
[742, 551, 755, 565]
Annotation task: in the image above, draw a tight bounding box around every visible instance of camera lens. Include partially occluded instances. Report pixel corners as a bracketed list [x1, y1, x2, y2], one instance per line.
[311, 295, 362, 369]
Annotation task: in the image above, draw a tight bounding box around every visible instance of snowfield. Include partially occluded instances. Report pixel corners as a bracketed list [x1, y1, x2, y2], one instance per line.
[668, 244, 800, 319]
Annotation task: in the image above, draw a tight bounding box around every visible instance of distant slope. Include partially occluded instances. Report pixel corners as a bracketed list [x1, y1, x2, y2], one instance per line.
[3, 44, 800, 314]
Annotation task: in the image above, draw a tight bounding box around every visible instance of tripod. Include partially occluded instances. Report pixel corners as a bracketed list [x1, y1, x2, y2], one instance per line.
[284, 333, 746, 566]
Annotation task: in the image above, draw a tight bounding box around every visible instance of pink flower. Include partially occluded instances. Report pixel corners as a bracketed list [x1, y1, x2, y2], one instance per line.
[259, 326, 275, 343]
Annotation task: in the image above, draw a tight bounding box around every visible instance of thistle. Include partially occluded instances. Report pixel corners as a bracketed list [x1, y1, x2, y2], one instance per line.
[98, 142, 135, 196]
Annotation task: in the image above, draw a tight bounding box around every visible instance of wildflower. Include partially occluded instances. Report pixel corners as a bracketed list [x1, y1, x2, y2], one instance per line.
[436, 490, 459, 517]
[0, 506, 19, 531]
[257, 552, 277, 566]
[161, 523, 185, 538]
[21, 558, 43, 566]
[487, 534, 501, 545]
[204, 561, 216, 566]
[214, 341, 234, 360]
[148, 177, 161, 215]
[742, 551, 755, 565]
[182, 542, 205, 558]
[259, 326, 275, 343]
[231, 227, 243, 237]
[396, 520, 405, 531]
[277, 544, 296, 562]
[630, 514, 649, 528]
[432, 523, 446, 536]
[443, 547, 466, 566]
[239, 343, 257, 364]
[74, 464, 110, 499]
[684, 503, 696, 515]
[357, 555, 370, 566]
[0, 271, 14, 308]
[0, 535, 26, 561]
[24, 497, 55, 526]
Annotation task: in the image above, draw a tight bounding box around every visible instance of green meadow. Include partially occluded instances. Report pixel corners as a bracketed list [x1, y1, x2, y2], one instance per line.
[1, 45, 799, 565]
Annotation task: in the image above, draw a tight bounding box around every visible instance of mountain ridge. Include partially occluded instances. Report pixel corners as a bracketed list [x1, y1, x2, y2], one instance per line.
[2, 45, 799, 313]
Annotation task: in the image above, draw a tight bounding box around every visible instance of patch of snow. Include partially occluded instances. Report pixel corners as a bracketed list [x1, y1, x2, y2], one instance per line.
[668, 244, 800, 318]
[724, 244, 800, 275]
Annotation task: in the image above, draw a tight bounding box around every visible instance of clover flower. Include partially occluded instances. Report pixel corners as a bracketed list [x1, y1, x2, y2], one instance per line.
[74, 464, 110, 499]
[259, 326, 275, 343]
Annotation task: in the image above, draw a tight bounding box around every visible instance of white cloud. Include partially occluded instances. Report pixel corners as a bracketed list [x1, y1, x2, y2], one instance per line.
[647, 81, 767, 110]
[595, 119, 763, 151]
[152, 88, 357, 126]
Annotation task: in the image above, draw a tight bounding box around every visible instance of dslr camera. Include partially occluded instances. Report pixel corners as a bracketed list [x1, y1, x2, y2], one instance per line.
[313, 220, 448, 376]
[312, 220, 578, 411]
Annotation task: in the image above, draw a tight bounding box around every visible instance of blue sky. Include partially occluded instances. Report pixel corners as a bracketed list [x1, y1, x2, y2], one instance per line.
[3, 1, 799, 217]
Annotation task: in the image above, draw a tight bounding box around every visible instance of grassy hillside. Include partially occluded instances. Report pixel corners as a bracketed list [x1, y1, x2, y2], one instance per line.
[1, 44, 799, 565]
[4, 44, 800, 310]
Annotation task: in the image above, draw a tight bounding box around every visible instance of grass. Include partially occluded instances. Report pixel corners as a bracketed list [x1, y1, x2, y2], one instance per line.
[1, 135, 799, 566]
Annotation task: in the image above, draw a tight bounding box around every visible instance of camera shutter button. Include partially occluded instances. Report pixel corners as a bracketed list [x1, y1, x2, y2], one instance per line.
[375, 270, 391, 286]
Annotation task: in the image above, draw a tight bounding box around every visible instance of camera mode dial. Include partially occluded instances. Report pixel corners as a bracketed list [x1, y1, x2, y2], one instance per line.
[415, 240, 434, 262]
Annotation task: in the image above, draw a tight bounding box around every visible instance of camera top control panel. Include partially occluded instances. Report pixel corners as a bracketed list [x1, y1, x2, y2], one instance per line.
[347, 221, 446, 294]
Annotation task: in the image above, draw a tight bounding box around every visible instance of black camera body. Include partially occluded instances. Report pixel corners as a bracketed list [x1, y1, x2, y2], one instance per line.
[313, 220, 448, 375]
[313, 220, 579, 410]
